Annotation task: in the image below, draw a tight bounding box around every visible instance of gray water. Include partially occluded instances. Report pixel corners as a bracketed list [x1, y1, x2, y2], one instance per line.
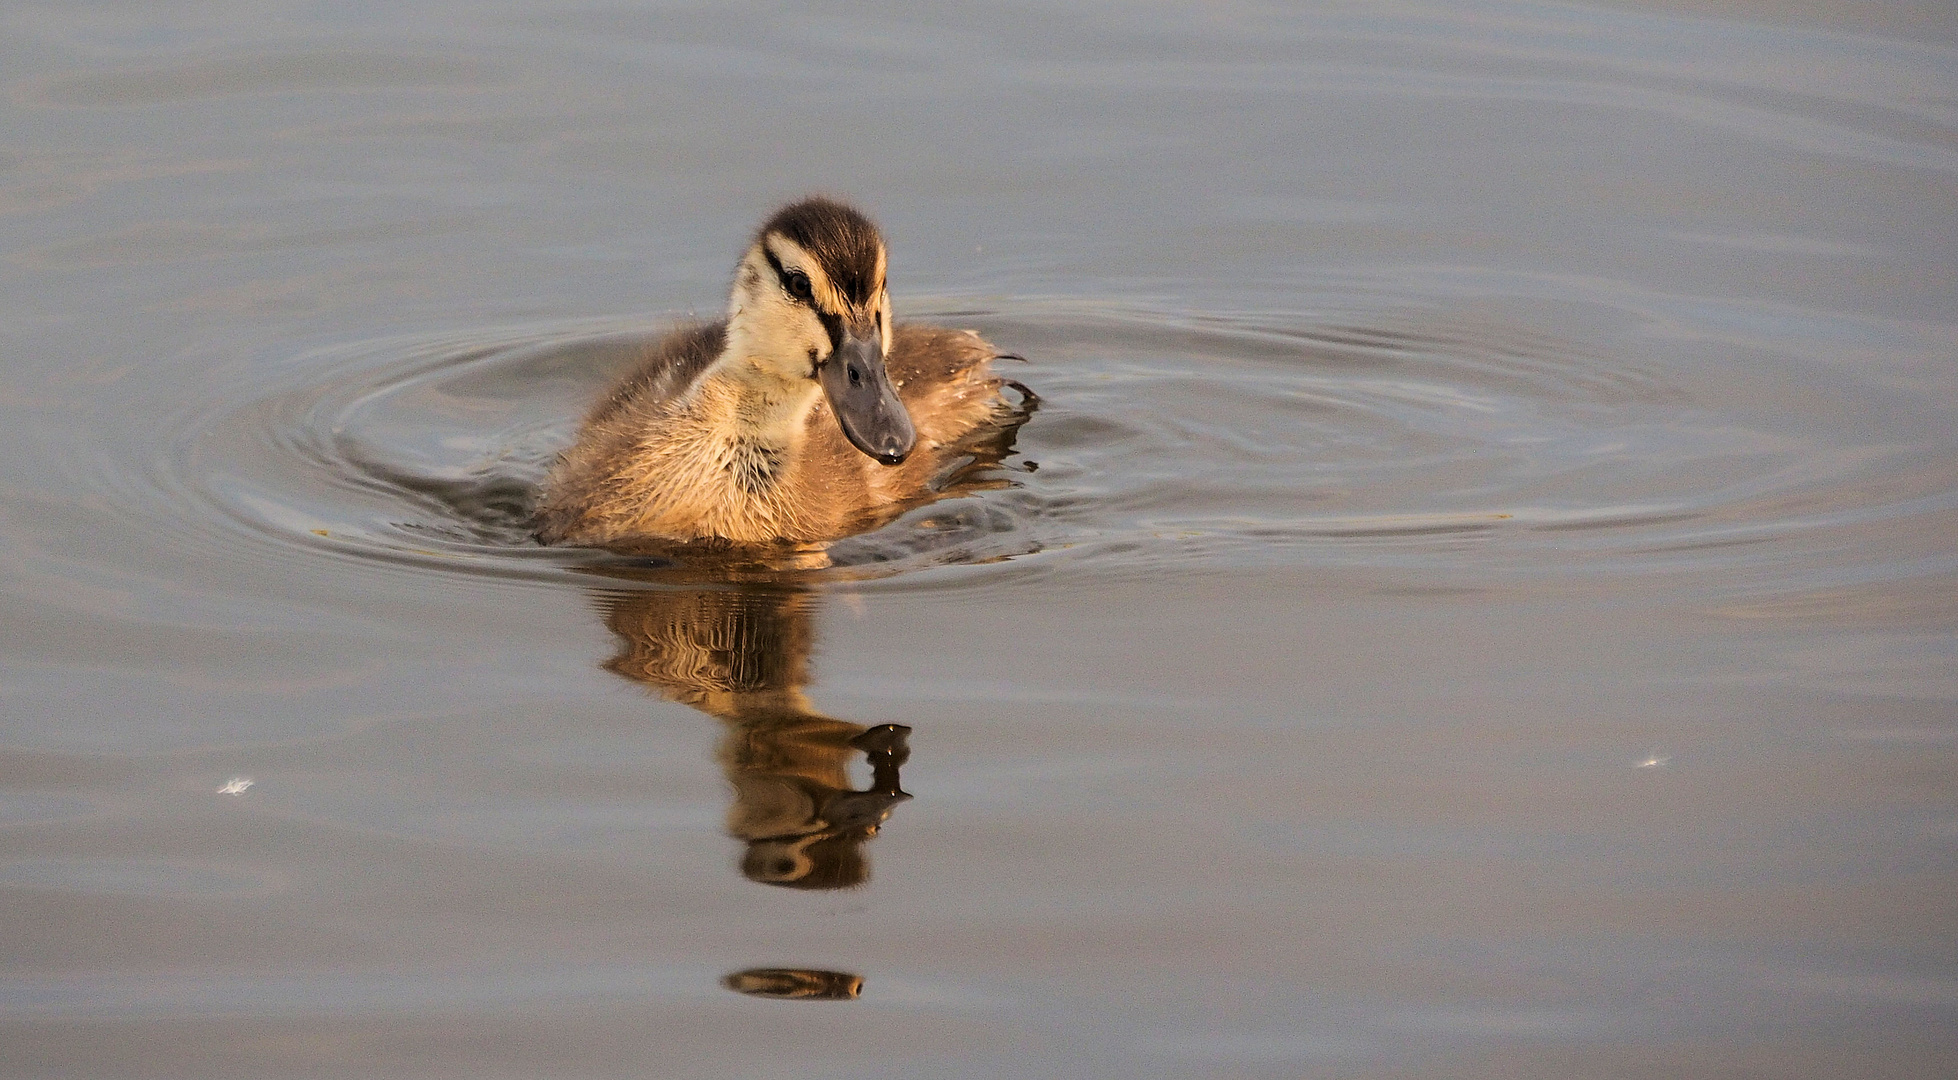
[2, 2, 1955, 1076]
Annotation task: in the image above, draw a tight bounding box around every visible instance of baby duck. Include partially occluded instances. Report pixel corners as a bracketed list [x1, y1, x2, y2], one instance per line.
[535, 198, 1023, 549]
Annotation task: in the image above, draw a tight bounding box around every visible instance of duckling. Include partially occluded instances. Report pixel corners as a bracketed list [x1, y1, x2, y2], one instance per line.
[534, 197, 1025, 548]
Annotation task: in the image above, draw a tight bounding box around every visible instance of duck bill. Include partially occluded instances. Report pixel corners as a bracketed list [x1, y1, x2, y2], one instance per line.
[820, 331, 916, 466]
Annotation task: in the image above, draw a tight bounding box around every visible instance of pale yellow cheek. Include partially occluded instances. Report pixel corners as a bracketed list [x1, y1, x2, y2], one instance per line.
[758, 303, 832, 370]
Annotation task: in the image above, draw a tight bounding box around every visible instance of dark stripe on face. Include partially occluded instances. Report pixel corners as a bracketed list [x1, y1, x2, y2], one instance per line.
[759, 243, 792, 295]
[814, 308, 843, 355]
[761, 242, 843, 355]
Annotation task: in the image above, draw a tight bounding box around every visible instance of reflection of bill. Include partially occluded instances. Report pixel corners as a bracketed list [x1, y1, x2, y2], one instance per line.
[722, 968, 865, 1001]
[598, 582, 911, 890]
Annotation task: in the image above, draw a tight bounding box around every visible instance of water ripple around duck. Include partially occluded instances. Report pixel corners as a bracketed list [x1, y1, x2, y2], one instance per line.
[174, 293, 1955, 600]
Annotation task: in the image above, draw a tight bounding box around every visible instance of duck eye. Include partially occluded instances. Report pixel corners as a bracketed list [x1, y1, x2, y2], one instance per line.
[783, 271, 812, 302]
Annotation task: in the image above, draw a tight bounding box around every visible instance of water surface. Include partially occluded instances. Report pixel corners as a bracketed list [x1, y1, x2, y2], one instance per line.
[1, 1, 1954, 1076]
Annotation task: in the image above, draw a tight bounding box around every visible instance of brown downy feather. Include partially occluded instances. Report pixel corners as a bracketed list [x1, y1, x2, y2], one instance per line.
[535, 323, 1022, 548]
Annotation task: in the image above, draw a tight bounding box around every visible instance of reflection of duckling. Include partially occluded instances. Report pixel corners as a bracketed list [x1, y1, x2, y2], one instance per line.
[537, 197, 1028, 548]
[600, 582, 911, 889]
[721, 968, 864, 1001]
[734, 722, 911, 890]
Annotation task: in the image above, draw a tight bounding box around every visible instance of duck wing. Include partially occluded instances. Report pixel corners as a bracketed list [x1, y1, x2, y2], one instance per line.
[583, 321, 728, 426]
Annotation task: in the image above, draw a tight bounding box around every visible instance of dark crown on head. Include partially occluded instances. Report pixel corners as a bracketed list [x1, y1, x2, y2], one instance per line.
[759, 197, 884, 307]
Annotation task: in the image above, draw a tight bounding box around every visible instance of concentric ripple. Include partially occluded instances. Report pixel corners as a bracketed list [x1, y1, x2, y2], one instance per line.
[172, 297, 1956, 594]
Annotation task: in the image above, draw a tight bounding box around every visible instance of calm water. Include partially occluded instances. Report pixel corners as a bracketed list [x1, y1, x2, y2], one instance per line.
[2, 1, 1955, 1076]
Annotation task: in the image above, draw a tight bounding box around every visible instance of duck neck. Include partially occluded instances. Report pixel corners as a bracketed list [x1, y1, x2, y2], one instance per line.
[690, 336, 823, 487]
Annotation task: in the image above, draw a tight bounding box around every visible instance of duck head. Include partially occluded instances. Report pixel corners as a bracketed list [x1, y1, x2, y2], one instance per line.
[724, 197, 916, 465]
